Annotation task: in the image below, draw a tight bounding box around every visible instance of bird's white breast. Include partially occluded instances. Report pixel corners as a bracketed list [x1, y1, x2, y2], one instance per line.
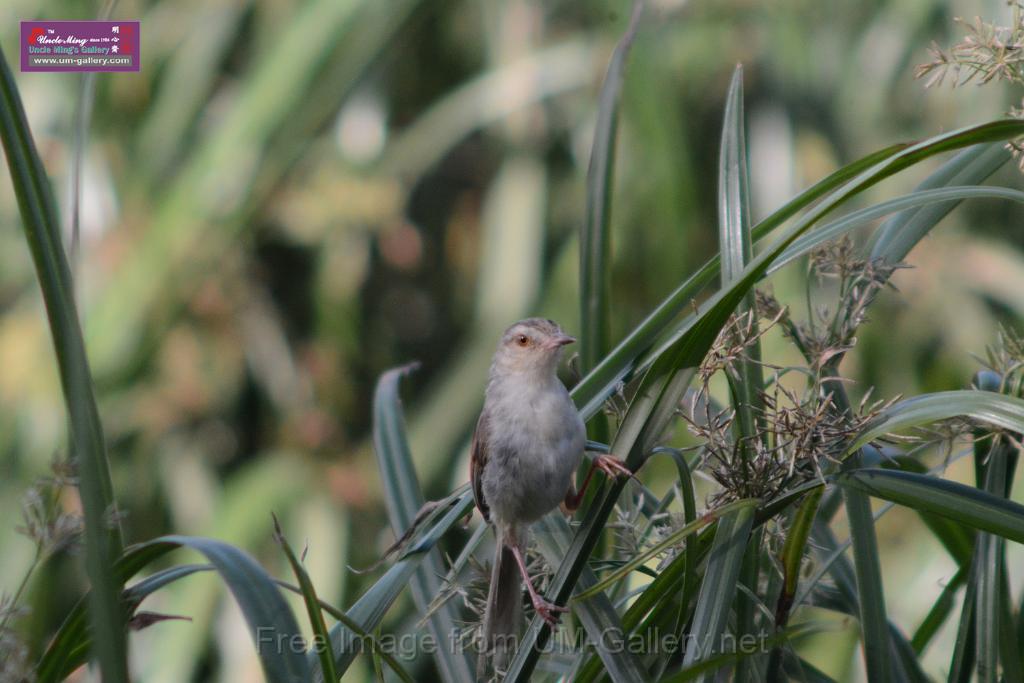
[481, 373, 585, 526]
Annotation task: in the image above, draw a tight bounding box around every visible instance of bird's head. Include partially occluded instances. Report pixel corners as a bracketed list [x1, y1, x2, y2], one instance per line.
[492, 318, 575, 378]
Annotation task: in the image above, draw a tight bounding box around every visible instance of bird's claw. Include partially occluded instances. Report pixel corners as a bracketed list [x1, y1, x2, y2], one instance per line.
[531, 597, 569, 627]
[594, 455, 634, 480]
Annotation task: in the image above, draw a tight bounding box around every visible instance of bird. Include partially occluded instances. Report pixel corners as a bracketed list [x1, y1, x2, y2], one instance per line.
[471, 318, 632, 679]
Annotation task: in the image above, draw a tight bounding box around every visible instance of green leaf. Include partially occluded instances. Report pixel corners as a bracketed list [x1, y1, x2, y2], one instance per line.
[0, 40, 126, 682]
[718, 63, 764, 466]
[912, 566, 966, 654]
[836, 469, 1024, 544]
[868, 142, 1011, 264]
[273, 516, 339, 683]
[576, 499, 758, 601]
[38, 536, 311, 683]
[318, 493, 474, 677]
[639, 122, 1024, 383]
[851, 390, 1024, 452]
[769, 487, 824, 680]
[579, 0, 643, 373]
[884, 456, 975, 566]
[533, 514, 647, 683]
[770, 184, 1024, 276]
[568, 140, 911, 419]
[573, 447, 701, 683]
[681, 502, 755, 680]
[842, 466, 893, 683]
[370, 363, 475, 682]
[157, 536, 312, 683]
[660, 623, 819, 683]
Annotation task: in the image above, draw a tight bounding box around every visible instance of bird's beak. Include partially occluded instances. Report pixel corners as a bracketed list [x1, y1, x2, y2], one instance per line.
[545, 334, 576, 349]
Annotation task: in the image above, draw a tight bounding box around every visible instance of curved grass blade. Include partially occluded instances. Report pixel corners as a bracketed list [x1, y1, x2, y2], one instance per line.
[318, 493, 473, 678]
[868, 142, 1011, 263]
[38, 536, 311, 683]
[769, 185, 1024, 276]
[580, 0, 643, 373]
[36, 541, 180, 682]
[371, 363, 475, 682]
[156, 535, 311, 683]
[885, 456, 975, 566]
[851, 390, 1024, 452]
[572, 123, 1023, 421]
[569, 141, 912, 419]
[637, 121, 1024, 382]
[0, 42, 126, 682]
[273, 516, 339, 683]
[835, 469, 1024, 544]
[680, 503, 756, 681]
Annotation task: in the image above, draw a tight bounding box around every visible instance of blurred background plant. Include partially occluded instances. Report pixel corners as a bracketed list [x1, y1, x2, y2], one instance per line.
[3, 0, 1024, 681]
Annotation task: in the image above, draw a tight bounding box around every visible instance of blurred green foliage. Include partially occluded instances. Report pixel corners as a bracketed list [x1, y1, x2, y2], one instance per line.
[2, 0, 1024, 680]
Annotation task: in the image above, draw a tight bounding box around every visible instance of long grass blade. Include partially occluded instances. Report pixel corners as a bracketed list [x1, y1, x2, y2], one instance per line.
[580, 0, 643, 373]
[767, 486, 823, 681]
[716, 68, 766, 683]
[842, 470, 893, 682]
[851, 390, 1024, 452]
[158, 535, 311, 682]
[912, 566, 967, 654]
[273, 517, 339, 683]
[680, 503, 755, 680]
[718, 64, 764, 459]
[0, 39, 126, 682]
[836, 469, 1024, 544]
[770, 185, 1024, 276]
[572, 122, 1024, 421]
[371, 363, 475, 682]
[568, 141, 912, 419]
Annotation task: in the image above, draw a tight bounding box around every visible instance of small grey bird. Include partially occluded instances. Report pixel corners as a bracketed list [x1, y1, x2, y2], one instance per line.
[472, 318, 632, 679]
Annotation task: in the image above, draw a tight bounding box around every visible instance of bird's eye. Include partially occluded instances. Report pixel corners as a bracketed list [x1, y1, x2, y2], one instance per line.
[516, 335, 529, 347]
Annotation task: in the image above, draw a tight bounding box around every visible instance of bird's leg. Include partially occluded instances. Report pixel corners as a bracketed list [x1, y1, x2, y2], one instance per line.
[564, 454, 635, 511]
[507, 541, 567, 627]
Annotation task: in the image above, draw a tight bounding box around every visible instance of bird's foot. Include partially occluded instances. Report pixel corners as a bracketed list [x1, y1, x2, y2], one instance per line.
[531, 596, 569, 627]
[594, 455, 634, 480]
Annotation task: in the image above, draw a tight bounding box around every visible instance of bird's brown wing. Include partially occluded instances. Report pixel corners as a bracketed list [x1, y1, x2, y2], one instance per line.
[470, 411, 490, 524]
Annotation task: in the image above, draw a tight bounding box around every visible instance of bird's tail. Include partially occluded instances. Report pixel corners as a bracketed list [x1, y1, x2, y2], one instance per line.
[477, 542, 522, 680]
